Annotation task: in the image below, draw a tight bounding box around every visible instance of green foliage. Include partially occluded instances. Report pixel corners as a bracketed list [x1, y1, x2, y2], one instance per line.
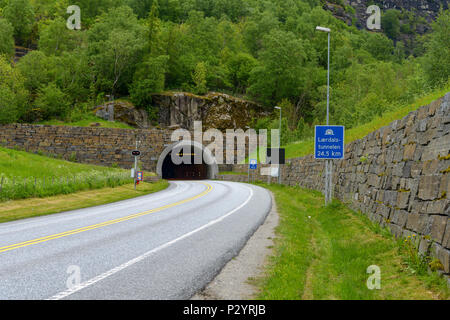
[129, 54, 169, 108]
[0, 19, 14, 58]
[0, 0, 446, 132]
[2, 0, 34, 44]
[362, 32, 394, 61]
[0, 55, 28, 124]
[248, 29, 307, 105]
[38, 17, 82, 55]
[191, 61, 208, 95]
[17, 51, 50, 92]
[225, 52, 258, 94]
[0, 86, 18, 124]
[34, 83, 70, 120]
[87, 6, 146, 96]
[126, 0, 154, 19]
[421, 10, 450, 88]
[382, 9, 400, 40]
[400, 235, 431, 275]
[146, 0, 162, 54]
[71, 0, 127, 26]
[16, 49, 91, 119]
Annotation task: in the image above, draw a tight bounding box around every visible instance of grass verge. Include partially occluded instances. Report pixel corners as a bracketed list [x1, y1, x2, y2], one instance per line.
[0, 147, 144, 201]
[37, 115, 135, 129]
[0, 180, 169, 224]
[253, 183, 449, 300]
[219, 171, 248, 175]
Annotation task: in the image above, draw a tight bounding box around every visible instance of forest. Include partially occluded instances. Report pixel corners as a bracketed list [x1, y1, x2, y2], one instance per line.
[0, 0, 448, 144]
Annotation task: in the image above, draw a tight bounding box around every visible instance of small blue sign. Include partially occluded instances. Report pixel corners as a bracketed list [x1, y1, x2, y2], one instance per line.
[137, 171, 144, 181]
[249, 159, 257, 170]
[315, 126, 345, 160]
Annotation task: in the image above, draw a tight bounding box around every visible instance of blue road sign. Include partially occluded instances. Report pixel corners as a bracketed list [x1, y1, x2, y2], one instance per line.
[315, 125, 345, 160]
[249, 159, 257, 170]
[137, 171, 144, 181]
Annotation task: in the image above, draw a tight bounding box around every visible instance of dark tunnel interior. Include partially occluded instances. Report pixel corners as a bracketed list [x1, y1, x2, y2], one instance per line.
[161, 146, 208, 180]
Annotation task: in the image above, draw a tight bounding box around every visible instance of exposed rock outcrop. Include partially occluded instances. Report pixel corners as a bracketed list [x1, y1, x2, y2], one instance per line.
[94, 100, 151, 129]
[324, 0, 448, 54]
[325, 0, 448, 32]
[152, 92, 269, 131]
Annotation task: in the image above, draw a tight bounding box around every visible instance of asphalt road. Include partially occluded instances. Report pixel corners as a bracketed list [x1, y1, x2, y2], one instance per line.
[0, 180, 272, 300]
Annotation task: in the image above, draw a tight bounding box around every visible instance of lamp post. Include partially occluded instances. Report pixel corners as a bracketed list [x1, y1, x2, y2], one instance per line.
[275, 106, 282, 184]
[316, 26, 332, 205]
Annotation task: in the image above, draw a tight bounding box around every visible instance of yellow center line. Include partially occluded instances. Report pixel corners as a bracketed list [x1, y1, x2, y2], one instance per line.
[0, 182, 213, 254]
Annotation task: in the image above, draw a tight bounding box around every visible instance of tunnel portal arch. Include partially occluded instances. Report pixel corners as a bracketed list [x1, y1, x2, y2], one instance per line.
[156, 141, 218, 180]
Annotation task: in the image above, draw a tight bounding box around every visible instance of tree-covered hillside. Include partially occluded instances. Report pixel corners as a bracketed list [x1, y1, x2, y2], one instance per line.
[0, 0, 448, 144]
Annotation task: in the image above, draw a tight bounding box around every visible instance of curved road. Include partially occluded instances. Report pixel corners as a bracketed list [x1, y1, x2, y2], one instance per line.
[0, 181, 272, 300]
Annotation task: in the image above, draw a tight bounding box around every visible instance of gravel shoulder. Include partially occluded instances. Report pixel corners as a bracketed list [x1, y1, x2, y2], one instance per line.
[192, 190, 279, 300]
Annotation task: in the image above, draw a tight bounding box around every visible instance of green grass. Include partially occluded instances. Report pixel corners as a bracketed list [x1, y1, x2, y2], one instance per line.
[219, 171, 248, 175]
[249, 87, 449, 161]
[0, 147, 136, 201]
[253, 183, 449, 300]
[0, 180, 169, 224]
[37, 114, 134, 129]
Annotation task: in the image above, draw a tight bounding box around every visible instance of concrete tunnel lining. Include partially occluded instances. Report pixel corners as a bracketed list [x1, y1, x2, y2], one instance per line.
[156, 141, 219, 180]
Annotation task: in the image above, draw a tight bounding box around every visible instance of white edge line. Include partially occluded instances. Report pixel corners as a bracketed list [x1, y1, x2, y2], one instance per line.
[46, 184, 254, 300]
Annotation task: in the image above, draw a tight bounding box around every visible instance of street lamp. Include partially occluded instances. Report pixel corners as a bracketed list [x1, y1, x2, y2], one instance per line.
[274, 106, 282, 184]
[315, 26, 331, 126]
[315, 25, 332, 205]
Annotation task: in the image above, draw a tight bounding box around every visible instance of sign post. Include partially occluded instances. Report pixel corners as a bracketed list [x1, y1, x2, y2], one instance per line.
[266, 148, 285, 184]
[132, 143, 141, 190]
[315, 125, 345, 205]
[249, 159, 257, 183]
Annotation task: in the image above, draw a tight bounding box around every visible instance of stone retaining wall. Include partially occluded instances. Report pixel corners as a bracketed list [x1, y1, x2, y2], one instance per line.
[0, 125, 251, 173]
[0, 125, 173, 172]
[228, 93, 450, 276]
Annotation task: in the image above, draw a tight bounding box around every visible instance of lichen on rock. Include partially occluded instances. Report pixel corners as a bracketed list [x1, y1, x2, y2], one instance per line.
[152, 91, 269, 131]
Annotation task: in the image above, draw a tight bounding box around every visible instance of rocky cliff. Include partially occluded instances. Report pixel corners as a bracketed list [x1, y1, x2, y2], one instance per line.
[152, 92, 269, 131]
[94, 100, 152, 129]
[327, 0, 448, 27]
[325, 0, 448, 54]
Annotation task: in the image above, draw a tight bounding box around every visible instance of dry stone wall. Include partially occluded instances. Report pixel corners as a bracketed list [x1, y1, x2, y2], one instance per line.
[0, 125, 174, 172]
[0, 124, 252, 174]
[227, 93, 450, 276]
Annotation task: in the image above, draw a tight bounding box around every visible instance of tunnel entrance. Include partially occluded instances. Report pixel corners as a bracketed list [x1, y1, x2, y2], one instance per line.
[157, 142, 218, 180]
[162, 149, 208, 180]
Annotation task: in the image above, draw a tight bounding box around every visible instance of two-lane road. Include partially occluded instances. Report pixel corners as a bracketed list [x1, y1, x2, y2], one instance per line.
[0, 181, 272, 300]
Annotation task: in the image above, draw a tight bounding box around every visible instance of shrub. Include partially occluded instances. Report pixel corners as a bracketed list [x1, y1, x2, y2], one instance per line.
[0, 19, 14, 58]
[34, 83, 70, 120]
[0, 55, 29, 123]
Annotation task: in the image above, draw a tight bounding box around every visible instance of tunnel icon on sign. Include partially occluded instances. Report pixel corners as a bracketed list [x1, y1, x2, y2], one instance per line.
[325, 129, 334, 136]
